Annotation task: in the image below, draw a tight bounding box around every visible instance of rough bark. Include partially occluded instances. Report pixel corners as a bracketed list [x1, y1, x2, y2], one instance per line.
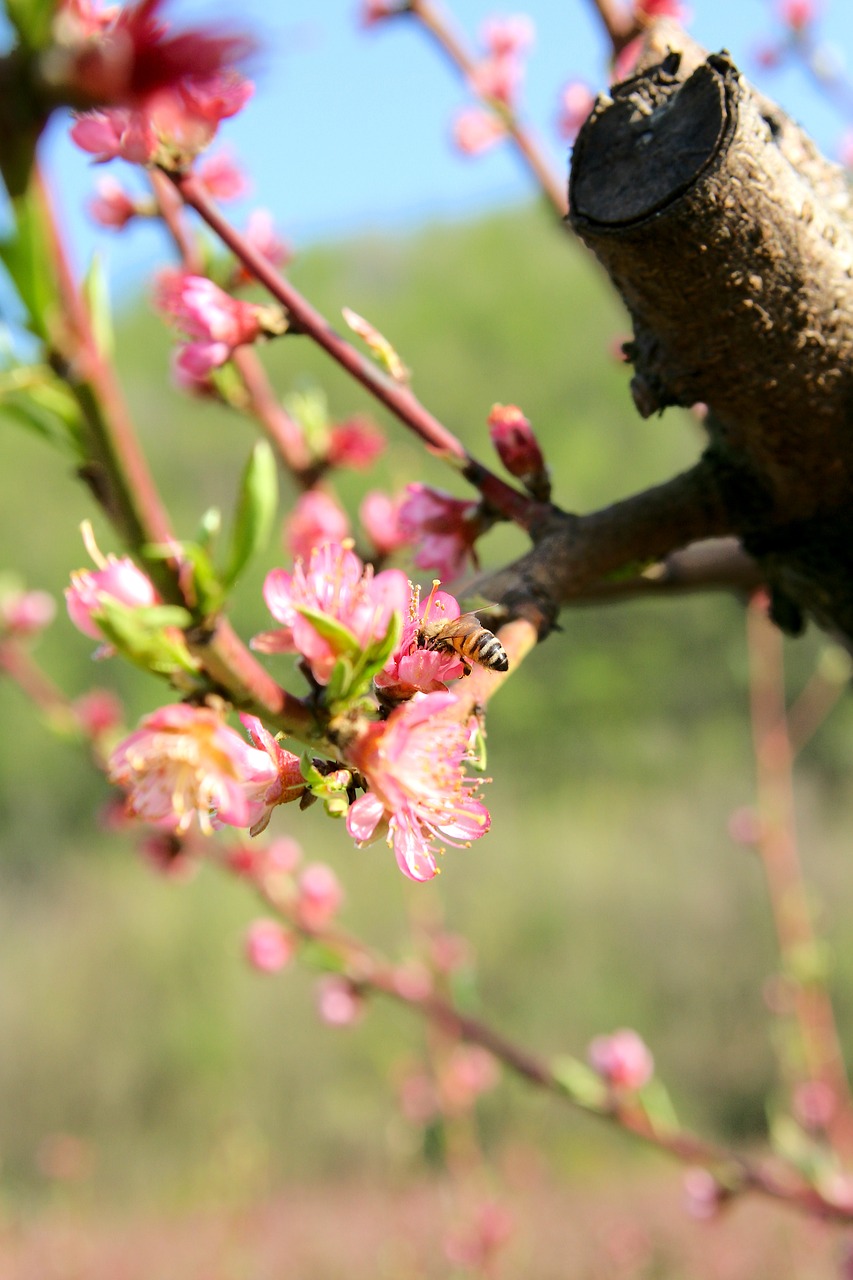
[568, 22, 853, 644]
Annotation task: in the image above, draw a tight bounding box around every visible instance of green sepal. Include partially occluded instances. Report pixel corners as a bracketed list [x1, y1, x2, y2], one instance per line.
[301, 753, 355, 818]
[322, 609, 402, 710]
[91, 597, 199, 677]
[81, 253, 114, 360]
[551, 1056, 608, 1110]
[221, 441, 278, 589]
[299, 939, 348, 974]
[323, 653, 355, 706]
[144, 540, 223, 617]
[5, 0, 59, 49]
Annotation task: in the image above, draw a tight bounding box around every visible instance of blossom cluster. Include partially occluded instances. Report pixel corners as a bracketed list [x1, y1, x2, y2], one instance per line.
[68, 534, 493, 882]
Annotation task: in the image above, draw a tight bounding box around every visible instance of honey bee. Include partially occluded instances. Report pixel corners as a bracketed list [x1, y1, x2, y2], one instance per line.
[419, 612, 509, 675]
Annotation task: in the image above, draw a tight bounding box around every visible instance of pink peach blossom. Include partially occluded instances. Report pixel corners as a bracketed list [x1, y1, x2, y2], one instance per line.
[239, 713, 306, 835]
[345, 690, 490, 881]
[155, 270, 266, 375]
[375, 580, 465, 702]
[108, 704, 278, 835]
[398, 484, 482, 582]
[254, 542, 408, 686]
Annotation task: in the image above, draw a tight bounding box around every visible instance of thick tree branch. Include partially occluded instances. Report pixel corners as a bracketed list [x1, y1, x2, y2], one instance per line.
[567, 24, 853, 644]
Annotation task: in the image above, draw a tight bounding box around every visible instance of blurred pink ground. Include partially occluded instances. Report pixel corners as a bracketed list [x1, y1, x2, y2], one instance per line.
[1, 1169, 849, 1280]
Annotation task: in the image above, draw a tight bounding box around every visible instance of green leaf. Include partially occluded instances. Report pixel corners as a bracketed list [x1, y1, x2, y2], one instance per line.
[0, 185, 61, 338]
[0, 366, 87, 455]
[221, 441, 278, 588]
[638, 1077, 679, 1132]
[81, 254, 114, 360]
[323, 653, 355, 705]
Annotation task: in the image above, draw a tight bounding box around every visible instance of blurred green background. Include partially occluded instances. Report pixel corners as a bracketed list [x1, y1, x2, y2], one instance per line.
[3, 199, 853, 1224]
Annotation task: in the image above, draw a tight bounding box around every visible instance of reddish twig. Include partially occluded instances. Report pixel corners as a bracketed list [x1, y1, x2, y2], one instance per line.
[585, 0, 643, 57]
[747, 597, 853, 1160]
[407, 0, 568, 216]
[170, 170, 547, 533]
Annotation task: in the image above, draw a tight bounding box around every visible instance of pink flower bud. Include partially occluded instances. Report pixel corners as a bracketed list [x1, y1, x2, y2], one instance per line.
[265, 836, 302, 876]
[727, 805, 762, 847]
[296, 862, 344, 930]
[391, 962, 432, 1001]
[196, 149, 249, 200]
[469, 55, 523, 108]
[66, 555, 159, 641]
[245, 919, 296, 973]
[327, 416, 385, 470]
[89, 176, 138, 229]
[635, 0, 689, 19]
[72, 688, 123, 738]
[480, 15, 535, 58]
[779, 0, 816, 30]
[556, 81, 595, 143]
[359, 0, 401, 25]
[587, 1028, 654, 1090]
[316, 976, 364, 1026]
[451, 107, 506, 156]
[440, 1045, 499, 1113]
[359, 490, 412, 558]
[792, 1079, 836, 1132]
[487, 403, 548, 494]
[444, 1202, 515, 1271]
[683, 1168, 725, 1220]
[284, 490, 350, 563]
[0, 589, 56, 636]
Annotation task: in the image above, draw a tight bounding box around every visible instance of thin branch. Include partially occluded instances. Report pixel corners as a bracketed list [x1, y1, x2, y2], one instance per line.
[170, 170, 547, 532]
[407, 0, 567, 216]
[585, 0, 643, 57]
[747, 598, 853, 1160]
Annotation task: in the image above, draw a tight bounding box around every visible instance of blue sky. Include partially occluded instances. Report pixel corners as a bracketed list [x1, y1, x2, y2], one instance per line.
[38, 0, 853, 289]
